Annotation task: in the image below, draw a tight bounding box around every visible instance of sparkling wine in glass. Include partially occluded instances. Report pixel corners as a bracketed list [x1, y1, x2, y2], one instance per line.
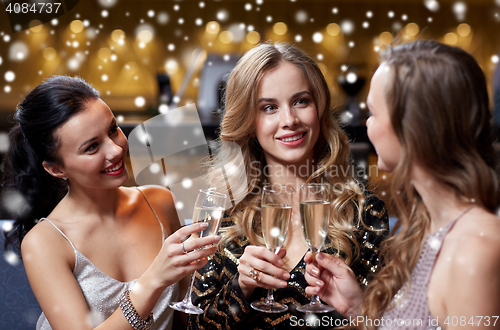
[251, 184, 292, 313]
[169, 189, 227, 314]
[296, 183, 335, 313]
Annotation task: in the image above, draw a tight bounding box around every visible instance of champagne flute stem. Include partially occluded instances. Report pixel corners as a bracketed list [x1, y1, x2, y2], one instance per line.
[182, 272, 196, 305]
[309, 248, 322, 305]
[265, 289, 275, 305]
[310, 294, 322, 306]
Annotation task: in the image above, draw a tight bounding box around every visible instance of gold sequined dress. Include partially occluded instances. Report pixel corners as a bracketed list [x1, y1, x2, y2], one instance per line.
[188, 194, 388, 330]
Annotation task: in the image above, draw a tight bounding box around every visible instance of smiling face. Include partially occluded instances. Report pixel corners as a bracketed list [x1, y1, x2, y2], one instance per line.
[49, 98, 128, 190]
[254, 61, 320, 169]
[366, 63, 402, 172]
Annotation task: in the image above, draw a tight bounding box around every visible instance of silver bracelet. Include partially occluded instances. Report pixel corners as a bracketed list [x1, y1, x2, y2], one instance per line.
[119, 290, 155, 330]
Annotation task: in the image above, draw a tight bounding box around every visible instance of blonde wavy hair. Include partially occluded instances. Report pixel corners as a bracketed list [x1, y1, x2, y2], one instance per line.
[362, 40, 499, 324]
[209, 42, 368, 266]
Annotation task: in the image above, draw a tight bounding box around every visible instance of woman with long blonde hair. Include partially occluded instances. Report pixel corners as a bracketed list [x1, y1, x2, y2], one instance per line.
[304, 40, 500, 329]
[188, 42, 388, 329]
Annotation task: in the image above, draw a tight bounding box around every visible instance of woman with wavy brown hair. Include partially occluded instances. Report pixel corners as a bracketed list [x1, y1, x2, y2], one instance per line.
[304, 40, 500, 329]
[187, 42, 389, 329]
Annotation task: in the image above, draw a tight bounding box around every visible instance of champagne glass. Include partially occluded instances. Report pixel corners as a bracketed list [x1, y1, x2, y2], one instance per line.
[169, 189, 227, 314]
[296, 183, 335, 313]
[251, 184, 292, 313]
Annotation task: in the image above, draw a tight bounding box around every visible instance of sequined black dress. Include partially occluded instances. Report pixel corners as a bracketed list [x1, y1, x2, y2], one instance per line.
[188, 194, 389, 330]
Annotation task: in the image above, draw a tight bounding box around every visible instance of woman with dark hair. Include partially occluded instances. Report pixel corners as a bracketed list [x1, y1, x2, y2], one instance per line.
[3, 75, 220, 330]
[187, 42, 389, 329]
[304, 40, 500, 329]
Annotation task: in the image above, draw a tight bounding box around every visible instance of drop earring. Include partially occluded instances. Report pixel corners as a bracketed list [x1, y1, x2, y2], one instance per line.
[63, 177, 67, 180]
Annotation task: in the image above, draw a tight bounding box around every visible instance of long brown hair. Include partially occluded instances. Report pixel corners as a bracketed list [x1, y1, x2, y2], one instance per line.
[363, 40, 499, 322]
[210, 42, 367, 266]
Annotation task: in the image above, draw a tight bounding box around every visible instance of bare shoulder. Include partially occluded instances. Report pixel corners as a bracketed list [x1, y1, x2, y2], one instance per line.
[21, 220, 98, 329]
[447, 209, 500, 285]
[22, 220, 73, 258]
[21, 220, 75, 275]
[452, 210, 500, 264]
[445, 210, 500, 313]
[134, 185, 182, 233]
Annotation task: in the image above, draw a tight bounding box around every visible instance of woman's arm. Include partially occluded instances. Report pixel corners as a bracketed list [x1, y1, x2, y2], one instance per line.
[22, 219, 218, 330]
[303, 193, 389, 317]
[304, 252, 364, 318]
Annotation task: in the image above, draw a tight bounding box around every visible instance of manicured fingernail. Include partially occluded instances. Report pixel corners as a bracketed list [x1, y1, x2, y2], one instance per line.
[281, 281, 288, 288]
[283, 272, 290, 280]
[316, 280, 323, 286]
[199, 222, 208, 228]
[213, 235, 221, 242]
[311, 268, 319, 276]
[278, 259, 284, 267]
[317, 253, 324, 260]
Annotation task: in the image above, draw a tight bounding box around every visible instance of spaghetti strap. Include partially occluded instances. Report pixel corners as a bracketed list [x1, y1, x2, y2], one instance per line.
[40, 218, 77, 252]
[135, 187, 168, 240]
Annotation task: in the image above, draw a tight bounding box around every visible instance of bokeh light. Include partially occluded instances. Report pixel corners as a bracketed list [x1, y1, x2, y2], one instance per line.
[98, 47, 111, 60]
[295, 10, 308, 24]
[98, 0, 118, 8]
[9, 41, 29, 61]
[135, 24, 155, 43]
[111, 29, 125, 43]
[135, 96, 146, 108]
[444, 32, 458, 45]
[326, 23, 340, 36]
[457, 23, 471, 37]
[43, 47, 57, 60]
[217, 10, 229, 22]
[246, 31, 260, 44]
[405, 23, 420, 36]
[157, 12, 169, 25]
[70, 20, 84, 33]
[380, 31, 393, 44]
[165, 59, 179, 74]
[206, 21, 220, 34]
[340, 20, 354, 34]
[273, 22, 288, 35]
[4, 71, 15, 82]
[312, 32, 323, 43]
[424, 0, 440, 12]
[219, 31, 234, 44]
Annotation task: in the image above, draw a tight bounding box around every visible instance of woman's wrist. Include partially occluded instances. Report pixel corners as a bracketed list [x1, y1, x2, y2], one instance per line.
[237, 273, 255, 300]
[344, 301, 363, 318]
[130, 269, 168, 319]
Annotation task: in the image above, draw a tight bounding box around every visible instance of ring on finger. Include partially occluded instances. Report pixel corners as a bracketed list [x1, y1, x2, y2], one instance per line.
[181, 242, 187, 254]
[248, 268, 260, 281]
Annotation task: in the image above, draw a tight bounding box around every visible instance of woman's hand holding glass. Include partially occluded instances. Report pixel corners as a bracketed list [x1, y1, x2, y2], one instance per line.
[237, 185, 292, 312]
[304, 252, 363, 318]
[237, 246, 289, 298]
[149, 222, 221, 289]
[169, 189, 227, 314]
[251, 185, 293, 312]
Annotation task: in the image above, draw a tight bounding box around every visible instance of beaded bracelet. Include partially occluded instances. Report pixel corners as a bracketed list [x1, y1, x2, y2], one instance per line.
[119, 290, 155, 330]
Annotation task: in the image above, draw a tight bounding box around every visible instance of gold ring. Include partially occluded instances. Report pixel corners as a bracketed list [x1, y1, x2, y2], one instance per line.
[181, 242, 187, 254]
[249, 268, 260, 281]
